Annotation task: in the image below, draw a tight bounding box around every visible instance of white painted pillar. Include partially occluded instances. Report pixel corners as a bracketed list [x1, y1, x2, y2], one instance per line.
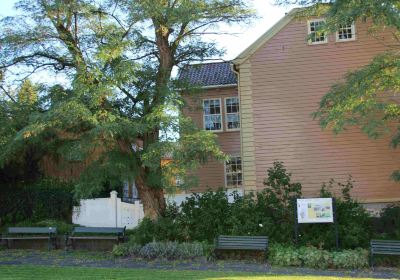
[110, 191, 118, 227]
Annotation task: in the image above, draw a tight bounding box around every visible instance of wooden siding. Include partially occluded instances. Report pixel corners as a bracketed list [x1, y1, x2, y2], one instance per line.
[242, 18, 400, 202]
[237, 61, 257, 193]
[183, 87, 241, 192]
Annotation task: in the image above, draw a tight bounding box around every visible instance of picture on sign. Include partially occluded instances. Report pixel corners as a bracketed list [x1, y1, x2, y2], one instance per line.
[297, 198, 333, 223]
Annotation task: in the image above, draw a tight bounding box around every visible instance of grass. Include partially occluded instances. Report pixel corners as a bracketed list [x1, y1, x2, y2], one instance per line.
[0, 266, 393, 280]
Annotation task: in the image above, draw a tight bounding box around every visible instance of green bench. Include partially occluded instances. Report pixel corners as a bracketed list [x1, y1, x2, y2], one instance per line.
[0, 227, 57, 249]
[65, 226, 125, 250]
[370, 239, 400, 268]
[215, 235, 268, 252]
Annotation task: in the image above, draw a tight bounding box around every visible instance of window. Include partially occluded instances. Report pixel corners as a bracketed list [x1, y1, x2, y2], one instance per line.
[308, 19, 327, 44]
[225, 97, 240, 130]
[225, 156, 242, 187]
[203, 99, 222, 131]
[337, 23, 355, 42]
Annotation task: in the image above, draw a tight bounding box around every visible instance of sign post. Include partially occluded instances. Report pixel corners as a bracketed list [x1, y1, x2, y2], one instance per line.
[294, 198, 339, 249]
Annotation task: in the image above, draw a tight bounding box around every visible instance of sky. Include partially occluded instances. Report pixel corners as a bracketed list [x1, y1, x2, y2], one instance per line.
[0, 0, 296, 61]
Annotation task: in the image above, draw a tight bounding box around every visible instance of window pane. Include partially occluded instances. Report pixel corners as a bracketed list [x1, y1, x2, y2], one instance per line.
[309, 20, 326, 43]
[204, 99, 222, 131]
[226, 156, 242, 187]
[337, 23, 354, 41]
[225, 98, 240, 130]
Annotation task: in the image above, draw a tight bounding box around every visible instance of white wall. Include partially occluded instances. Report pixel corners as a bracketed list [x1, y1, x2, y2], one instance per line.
[73, 189, 243, 229]
[72, 191, 144, 229]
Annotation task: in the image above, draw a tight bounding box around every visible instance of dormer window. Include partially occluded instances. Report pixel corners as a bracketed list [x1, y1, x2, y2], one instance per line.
[203, 98, 222, 132]
[308, 19, 327, 44]
[337, 23, 356, 42]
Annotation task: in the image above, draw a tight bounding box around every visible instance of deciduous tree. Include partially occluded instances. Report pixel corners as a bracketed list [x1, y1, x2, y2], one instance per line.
[0, 0, 254, 218]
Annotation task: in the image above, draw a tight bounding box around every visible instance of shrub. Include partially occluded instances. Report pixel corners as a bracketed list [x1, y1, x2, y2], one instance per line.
[0, 178, 75, 226]
[269, 244, 302, 267]
[140, 241, 204, 260]
[299, 247, 332, 269]
[112, 241, 142, 257]
[112, 241, 206, 260]
[112, 244, 130, 257]
[130, 163, 374, 251]
[375, 205, 400, 239]
[128, 218, 158, 245]
[332, 249, 369, 269]
[269, 244, 368, 269]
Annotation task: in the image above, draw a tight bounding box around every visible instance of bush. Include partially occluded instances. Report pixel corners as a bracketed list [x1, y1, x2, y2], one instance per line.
[269, 244, 302, 267]
[112, 241, 206, 260]
[332, 249, 369, 269]
[300, 247, 332, 269]
[131, 162, 372, 250]
[112, 243, 130, 257]
[0, 178, 75, 226]
[269, 244, 368, 269]
[375, 205, 400, 239]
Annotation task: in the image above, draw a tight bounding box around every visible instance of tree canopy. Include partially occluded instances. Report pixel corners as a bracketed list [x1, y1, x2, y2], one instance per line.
[0, 0, 255, 218]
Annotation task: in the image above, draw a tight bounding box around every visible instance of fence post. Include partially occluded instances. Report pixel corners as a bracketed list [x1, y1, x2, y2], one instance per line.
[110, 191, 118, 227]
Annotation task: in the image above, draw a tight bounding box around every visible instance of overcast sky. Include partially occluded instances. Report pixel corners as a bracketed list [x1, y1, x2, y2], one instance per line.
[1, 0, 297, 60]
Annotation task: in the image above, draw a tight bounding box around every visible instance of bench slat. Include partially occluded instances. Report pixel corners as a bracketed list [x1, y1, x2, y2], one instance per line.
[371, 240, 400, 257]
[0, 237, 51, 240]
[372, 245, 400, 248]
[8, 227, 57, 234]
[216, 235, 268, 251]
[69, 236, 120, 240]
[72, 227, 124, 234]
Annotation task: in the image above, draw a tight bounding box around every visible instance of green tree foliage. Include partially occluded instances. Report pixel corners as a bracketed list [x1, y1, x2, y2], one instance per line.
[0, 0, 254, 218]
[0, 78, 41, 182]
[276, 1, 400, 179]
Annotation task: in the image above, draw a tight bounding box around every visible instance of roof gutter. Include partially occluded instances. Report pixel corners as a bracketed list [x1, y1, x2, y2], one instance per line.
[200, 83, 237, 89]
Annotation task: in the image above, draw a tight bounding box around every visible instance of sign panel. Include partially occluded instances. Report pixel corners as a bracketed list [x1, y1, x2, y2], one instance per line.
[297, 198, 333, 224]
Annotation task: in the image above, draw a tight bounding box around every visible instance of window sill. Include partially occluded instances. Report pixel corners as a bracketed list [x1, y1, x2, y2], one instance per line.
[308, 41, 328, 46]
[335, 38, 356, 43]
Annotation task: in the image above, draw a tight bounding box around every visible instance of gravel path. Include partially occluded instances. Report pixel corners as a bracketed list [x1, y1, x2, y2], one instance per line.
[0, 250, 398, 279]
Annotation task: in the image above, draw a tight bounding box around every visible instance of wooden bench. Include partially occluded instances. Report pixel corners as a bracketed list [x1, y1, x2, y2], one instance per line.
[0, 227, 57, 249]
[370, 239, 400, 268]
[65, 227, 125, 250]
[215, 235, 268, 252]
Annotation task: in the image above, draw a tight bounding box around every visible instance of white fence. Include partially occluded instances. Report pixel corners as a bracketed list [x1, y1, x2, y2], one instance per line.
[73, 188, 243, 229]
[72, 191, 144, 229]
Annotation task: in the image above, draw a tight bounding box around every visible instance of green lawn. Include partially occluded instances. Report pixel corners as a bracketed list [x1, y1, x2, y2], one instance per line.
[0, 265, 391, 280]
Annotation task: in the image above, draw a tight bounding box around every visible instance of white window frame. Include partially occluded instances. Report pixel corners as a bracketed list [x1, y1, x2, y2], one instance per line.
[224, 155, 242, 188]
[224, 97, 240, 131]
[203, 98, 223, 132]
[307, 19, 328, 45]
[336, 23, 356, 42]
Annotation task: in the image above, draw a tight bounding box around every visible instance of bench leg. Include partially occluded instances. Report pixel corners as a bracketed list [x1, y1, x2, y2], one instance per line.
[64, 235, 69, 252]
[370, 253, 374, 270]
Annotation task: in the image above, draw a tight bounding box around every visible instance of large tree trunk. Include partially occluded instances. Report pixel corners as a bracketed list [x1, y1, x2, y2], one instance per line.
[135, 168, 166, 220]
